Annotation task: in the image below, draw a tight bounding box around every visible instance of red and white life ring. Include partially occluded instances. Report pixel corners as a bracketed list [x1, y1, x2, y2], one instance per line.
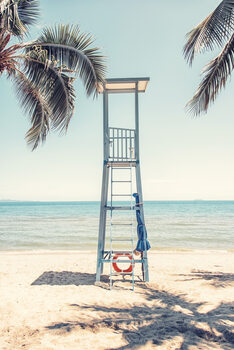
[112, 253, 134, 273]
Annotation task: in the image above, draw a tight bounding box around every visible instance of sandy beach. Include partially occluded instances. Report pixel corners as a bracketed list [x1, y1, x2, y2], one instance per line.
[0, 250, 233, 350]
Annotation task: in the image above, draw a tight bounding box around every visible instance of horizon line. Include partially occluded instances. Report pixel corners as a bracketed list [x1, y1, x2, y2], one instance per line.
[1, 199, 234, 202]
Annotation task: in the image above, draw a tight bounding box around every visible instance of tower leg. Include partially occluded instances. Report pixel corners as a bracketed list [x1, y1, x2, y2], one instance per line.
[96, 164, 109, 282]
[135, 163, 149, 282]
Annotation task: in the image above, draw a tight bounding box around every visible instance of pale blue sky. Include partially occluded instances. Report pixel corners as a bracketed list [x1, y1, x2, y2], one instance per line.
[0, 0, 233, 201]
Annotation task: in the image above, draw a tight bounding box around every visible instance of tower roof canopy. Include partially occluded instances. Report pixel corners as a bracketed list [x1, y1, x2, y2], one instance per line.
[98, 77, 149, 94]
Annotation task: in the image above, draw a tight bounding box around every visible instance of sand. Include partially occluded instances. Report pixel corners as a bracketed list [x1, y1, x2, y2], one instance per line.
[0, 250, 234, 350]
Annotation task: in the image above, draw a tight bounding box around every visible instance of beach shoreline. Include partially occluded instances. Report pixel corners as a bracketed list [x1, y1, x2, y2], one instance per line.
[1, 250, 233, 349]
[0, 247, 233, 254]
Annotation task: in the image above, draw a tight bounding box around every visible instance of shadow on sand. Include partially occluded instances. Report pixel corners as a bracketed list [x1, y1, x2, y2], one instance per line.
[31, 271, 109, 286]
[42, 279, 234, 349]
[178, 270, 234, 288]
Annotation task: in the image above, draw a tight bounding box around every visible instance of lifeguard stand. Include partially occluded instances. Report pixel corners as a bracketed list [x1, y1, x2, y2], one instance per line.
[96, 77, 150, 289]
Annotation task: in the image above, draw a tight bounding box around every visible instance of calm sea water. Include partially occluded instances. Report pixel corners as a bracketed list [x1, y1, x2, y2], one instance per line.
[0, 201, 233, 251]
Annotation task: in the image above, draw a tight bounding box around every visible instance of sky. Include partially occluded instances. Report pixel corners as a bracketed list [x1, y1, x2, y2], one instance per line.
[0, 0, 233, 201]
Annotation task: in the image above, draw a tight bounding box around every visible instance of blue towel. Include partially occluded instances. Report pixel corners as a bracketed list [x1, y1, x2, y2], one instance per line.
[133, 193, 151, 252]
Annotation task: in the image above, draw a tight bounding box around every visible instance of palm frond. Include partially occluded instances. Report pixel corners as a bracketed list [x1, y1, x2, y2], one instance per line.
[25, 24, 106, 96]
[186, 33, 234, 115]
[17, 0, 39, 29]
[13, 69, 50, 150]
[22, 48, 75, 133]
[183, 0, 234, 65]
[0, 0, 26, 36]
[56, 71, 76, 133]
[0, 0, 12, 13]
[0, 0, 39, 36]
[0, 31, 10, 50]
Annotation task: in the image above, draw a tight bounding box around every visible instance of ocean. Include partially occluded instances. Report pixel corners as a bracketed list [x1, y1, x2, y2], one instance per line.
[0, 201, 233, 251]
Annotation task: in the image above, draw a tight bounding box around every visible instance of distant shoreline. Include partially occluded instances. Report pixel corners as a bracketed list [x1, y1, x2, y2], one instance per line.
[0, 248, 233, 254]
[1, 199, 234, 203]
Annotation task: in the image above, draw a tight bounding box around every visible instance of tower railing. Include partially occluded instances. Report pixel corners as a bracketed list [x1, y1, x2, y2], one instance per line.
[108, 127, 136, 162]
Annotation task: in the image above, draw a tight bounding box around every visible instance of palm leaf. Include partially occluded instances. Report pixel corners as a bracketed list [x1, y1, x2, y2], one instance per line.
[17, 0, 39, 29]
[0, 0, 13, 14]
[0, 0, 39, 36]
[186, 33, 234, 115]
[0, 31, 10, 50]
[183, 0, 234, 65]
[13, 70, 50, 150]
[25, 24, 106, 96]
[12, 47, 76, 149]
[22, 49, 75, 133]
[0, 0, 26, 35]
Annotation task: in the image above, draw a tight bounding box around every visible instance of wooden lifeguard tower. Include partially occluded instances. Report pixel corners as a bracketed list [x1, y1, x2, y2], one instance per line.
[96, 77, 150, 289]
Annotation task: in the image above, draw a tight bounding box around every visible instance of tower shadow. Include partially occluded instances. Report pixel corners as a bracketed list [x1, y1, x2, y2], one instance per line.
[31, 271, 109, 286]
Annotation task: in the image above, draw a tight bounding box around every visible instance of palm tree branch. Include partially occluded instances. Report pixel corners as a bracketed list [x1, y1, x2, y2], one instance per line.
[35, 43, 105, 95]
[183, 0, 234, 65]
[23, 24, 106, 96]
[0, 0, 26, 36]
[186, 33, 234, 115]
[20, 52, 75, 132]
[13, 68, 50, 150]
[17, 0, 39, 28]
[0, 0, 39, 36]
[0, 31, 10, 50]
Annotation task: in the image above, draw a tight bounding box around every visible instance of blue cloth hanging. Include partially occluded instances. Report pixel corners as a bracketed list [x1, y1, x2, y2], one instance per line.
[133, 193, 151, 252]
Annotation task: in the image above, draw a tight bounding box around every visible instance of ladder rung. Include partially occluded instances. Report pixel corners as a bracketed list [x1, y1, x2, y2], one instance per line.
[112, 194, 132, 196]
[110, 260, 134, 263]
[104, 250, 135, 254]
[106, 206, 135, 210]
[109, 167, 135, 169]
[112, 180, 131, 183]
[111, 272, 133, 276]
[111, 223, 133, 226]
[105, 259, 134, 263]
[111, 238, 133, 242]
[101, 259, 144, 263]
[109, 162, 136, 164]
